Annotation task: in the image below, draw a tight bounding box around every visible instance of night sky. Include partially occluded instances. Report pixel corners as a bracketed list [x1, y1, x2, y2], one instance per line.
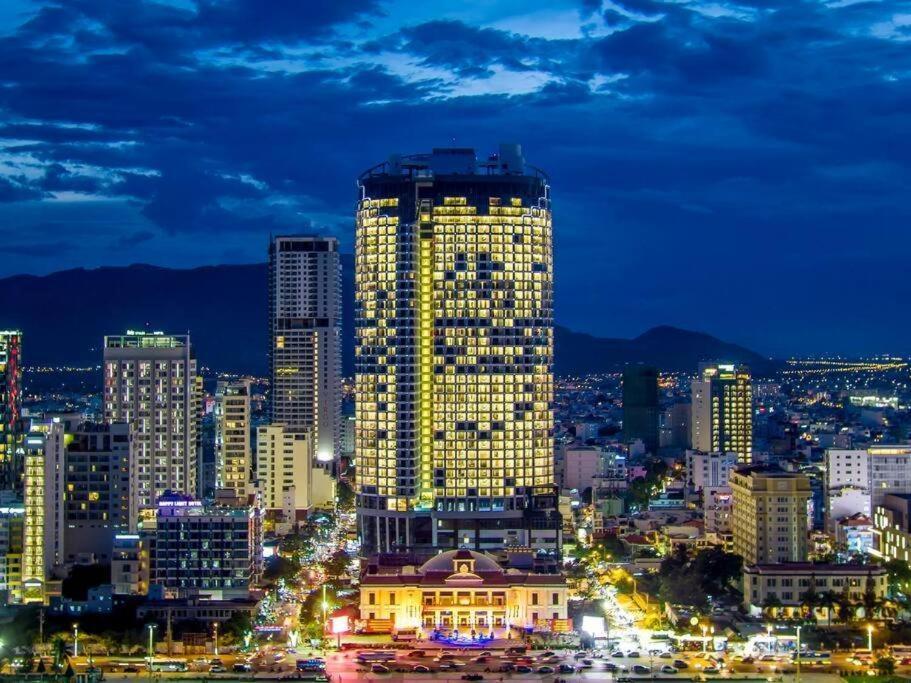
[0, 0, 909, 357]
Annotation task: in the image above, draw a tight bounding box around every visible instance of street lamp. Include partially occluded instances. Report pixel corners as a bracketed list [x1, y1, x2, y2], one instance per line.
[213, 622, 219, 656]
[867, 624, 874, 652]
[146, 624, 156, 663]
[701, 625, 708, 654]
[795, 625, 802, 680]
[72, 623, 79, 659]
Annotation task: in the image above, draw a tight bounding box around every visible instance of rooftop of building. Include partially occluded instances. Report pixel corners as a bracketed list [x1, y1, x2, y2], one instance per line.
[745, 563, 887, 575]
[359, 144, 547, 182]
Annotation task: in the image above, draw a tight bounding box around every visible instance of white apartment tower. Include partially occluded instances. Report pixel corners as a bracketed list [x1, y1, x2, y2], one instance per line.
[103, 332, 201, 508]
[215, 379, 252, 497]
[268, 236, 342, 465]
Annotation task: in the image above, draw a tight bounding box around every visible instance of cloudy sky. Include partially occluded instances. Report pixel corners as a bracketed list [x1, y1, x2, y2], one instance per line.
[0, 0, 909, 356]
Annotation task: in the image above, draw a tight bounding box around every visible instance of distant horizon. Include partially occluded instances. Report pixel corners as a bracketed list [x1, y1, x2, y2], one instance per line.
[2, 260, 908, 361]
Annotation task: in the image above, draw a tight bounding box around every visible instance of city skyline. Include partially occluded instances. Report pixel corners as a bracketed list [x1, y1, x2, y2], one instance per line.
[0, 0, 909, 357]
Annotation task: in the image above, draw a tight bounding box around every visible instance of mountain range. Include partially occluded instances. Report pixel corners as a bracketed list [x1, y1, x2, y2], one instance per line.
[0, 262, 771, 376]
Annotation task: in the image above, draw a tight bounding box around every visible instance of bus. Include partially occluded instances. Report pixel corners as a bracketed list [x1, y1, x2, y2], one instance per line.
[357, 651, 396, 664]
[149, 659, 188, 672]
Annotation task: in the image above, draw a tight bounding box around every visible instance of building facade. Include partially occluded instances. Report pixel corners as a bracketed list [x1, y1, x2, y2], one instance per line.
[0, 331, 23, 491]
[269, 235, 342, 465]
[730, 466, 811, 565]
[686, 450, 737, 493]
[111, 533, 149, 595]
[0, 503, 24, 603]
[691, 363, 752, 463]
[150, 493, 262, 597]
[103, 332, 201, 507]
[22, 422, 66, 603]
[215, 379, 252, 497]
[63, 422, 135, 564]
[256, 424, 312, 511]
[743, 563, 887, 618]
[622, 365, 659, 454]
[355, 145, 560, 553]
[358, 549, 568, 634]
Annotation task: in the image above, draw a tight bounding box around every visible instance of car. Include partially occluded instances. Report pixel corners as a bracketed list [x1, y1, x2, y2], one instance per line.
[632, 664, 651, 674]
[604, 662, 622, 672]
[371, 664, 390, 674]
[759, 654, 777, 662]
[473, 656, 489, 664]
[580, 659, 594, 668]
[273, 652, 286, 661]
[537, 666, 555, 674]
[593, 651, 605, 659]
[662, 665, 679, 674]
[498, 663, 515, 673]
[559, 664, 576, 674]
[124, 666, 139, 673]
[210, 659, 224, 667]
[541, 651, 556, 658]
[627, 651, 641, 658]
[506, 646, 527, 655]
[674, 660, 688, 669]
[233, 663, 253, 672]
[516, 665, 533, 673]
[407, 650, 427, 658]
[660, 652, 673, 659]
[413, 665, 432, 673]
[742, 656, 755, 664]
[575, 652, 588, 659]
[440, 661, 466, 670]
[434, 654, 456, 662]
[703, 667, 720, 674]
[461, 674, 484, 681]
[543, 656, 561, 664]
[209, 665, 227, 673]
[612, 651, 626, 658]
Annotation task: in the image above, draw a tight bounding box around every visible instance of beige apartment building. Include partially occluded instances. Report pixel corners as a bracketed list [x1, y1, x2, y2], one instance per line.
[215, 379, 252, 497]
[730, 466, 811, 565]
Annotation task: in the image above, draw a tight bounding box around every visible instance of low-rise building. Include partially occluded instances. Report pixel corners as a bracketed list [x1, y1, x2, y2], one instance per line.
[0, 503, 24, 603]
[111, 533, 149, 595]
[686, 450, 737, 493]
[358, 549, 569, 636]
[742, 563, 887, 619]
[137, 596, 259, 623]
[150, 493, 262, 598]
[835, 513, 874, 555]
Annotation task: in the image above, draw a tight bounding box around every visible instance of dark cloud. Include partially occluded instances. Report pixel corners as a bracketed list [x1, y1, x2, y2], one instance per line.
[0, 0, 909, 354]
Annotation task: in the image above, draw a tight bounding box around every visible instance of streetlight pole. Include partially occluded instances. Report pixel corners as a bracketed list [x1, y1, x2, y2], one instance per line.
[213, 622, 219, 656]
[796, 625, 801, 682]
[72, 623, 79, 659]
[701, 625, 707, 655]
[146, 623, 156, 680]
[867, 624, 874, 652]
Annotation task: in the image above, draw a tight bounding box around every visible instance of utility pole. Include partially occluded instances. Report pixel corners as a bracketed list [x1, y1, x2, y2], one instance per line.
[38, 609, 44, 650]
[166, 609, 173, 656]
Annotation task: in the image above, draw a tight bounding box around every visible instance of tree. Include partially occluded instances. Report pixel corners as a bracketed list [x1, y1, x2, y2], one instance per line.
[692, 548, 742, 596]
[762, 594, 782, 619]
[336, 480, 355, 511]
[51, 636, 70, 674]
[836, 584, 854, 624]
[800, 575, 819, 620]
[874, 655, 896, 676]
[818, 590, 838, 625]
[863, 571, 880, 618]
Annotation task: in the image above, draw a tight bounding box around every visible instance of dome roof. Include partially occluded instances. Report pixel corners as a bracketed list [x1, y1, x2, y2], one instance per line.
[420, 549, 503, 574]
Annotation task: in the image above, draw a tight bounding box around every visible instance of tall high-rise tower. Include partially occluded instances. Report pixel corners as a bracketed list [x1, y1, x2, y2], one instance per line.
[622, 365, 659, 454]
[268, 236, 342, 465]
[103, 331, 201, 508]
[691, 362, 753, 463]
[355, 145, 560, 553]
[0, 331, 23, 490]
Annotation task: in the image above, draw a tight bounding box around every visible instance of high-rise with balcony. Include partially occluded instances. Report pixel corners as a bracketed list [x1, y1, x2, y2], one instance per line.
[691, 363, 753, 463]
[103, 331, 201, 508]
[268, 236, 342, 465]
[215, 379, 252, 497]
[355, 144, 560, 553]
[0, 331, 23, 491]
[622, 365, 659, 454]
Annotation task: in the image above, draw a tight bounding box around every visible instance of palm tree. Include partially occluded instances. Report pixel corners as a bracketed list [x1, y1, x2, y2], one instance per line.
[863, 571, 881, 619]
[800, 575, 819, 621]
[818, 590, 838, 625]
[51, 635, 70, 674]
[762, 594, 782, 619]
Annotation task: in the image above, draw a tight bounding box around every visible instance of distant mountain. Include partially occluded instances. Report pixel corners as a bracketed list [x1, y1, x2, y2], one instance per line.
[0, 262, 771, 377]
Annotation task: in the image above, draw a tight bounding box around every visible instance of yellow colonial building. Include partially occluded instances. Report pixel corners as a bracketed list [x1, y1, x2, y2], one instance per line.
[359, 549, 569, 635]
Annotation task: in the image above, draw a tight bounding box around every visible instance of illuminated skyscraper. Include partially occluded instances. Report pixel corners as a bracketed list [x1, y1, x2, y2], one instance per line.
[268, 236, 342, 465]
[215, 379, 252, 497]
[691, 362, 753, 463]
[103, 331, 201, 508]
[355, 145, 560, 552]
[0, 331, 23, 490]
